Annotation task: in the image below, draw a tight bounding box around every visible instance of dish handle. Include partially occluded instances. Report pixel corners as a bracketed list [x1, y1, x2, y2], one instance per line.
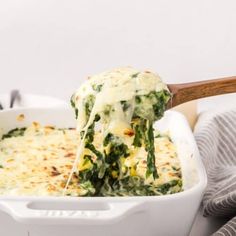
[0, 200, 144, 225]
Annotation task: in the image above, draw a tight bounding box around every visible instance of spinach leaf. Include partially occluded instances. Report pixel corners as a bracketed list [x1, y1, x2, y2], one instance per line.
[120, 101, 130, 112]
[84, 95, 95, 120]
[131, 90, 171, 179]
[70, 94, 79, 119]
[79, 132, 130, 196]
[103, 133, 129, 164]
[92, 84, 103, 92]
[2, 127, 26, 140]
[99, 176, 182, 196]
[144, 121, 158, 179]
[156, 179, 182, 194]
[131, 72, 139, 78]
[133, 90, 171, 121]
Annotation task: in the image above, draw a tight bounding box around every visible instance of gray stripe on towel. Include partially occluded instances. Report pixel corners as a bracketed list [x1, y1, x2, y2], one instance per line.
[194, 110, 236, 236]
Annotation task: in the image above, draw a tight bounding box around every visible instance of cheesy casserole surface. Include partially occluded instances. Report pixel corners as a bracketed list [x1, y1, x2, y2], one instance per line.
[0, 122, 182, 196]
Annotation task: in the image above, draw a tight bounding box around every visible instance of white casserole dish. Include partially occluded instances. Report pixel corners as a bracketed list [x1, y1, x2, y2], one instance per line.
[0, 108, 207, 236]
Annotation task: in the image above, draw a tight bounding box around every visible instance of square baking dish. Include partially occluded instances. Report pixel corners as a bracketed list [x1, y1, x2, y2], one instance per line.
[0, 107, 207, 236]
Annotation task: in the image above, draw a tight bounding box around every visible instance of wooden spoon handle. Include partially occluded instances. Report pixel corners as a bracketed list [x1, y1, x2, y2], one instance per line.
[167, 76, 236, 108]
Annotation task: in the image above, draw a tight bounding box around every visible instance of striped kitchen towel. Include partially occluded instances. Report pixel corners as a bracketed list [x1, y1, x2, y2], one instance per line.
[194, 109, 236, 236]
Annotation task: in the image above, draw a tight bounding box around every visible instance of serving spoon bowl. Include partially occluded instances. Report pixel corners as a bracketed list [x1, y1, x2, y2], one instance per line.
[167, 76, 236, 109]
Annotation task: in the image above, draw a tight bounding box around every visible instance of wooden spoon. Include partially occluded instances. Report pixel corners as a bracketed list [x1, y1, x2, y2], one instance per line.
[167, 76, 236, 109]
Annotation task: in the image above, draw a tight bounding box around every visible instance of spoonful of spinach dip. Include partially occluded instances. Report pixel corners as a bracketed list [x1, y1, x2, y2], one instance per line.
[67, 67, 173, 196]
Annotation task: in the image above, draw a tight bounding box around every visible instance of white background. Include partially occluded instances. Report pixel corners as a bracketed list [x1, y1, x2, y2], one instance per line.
[0, 0, 236, 102]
